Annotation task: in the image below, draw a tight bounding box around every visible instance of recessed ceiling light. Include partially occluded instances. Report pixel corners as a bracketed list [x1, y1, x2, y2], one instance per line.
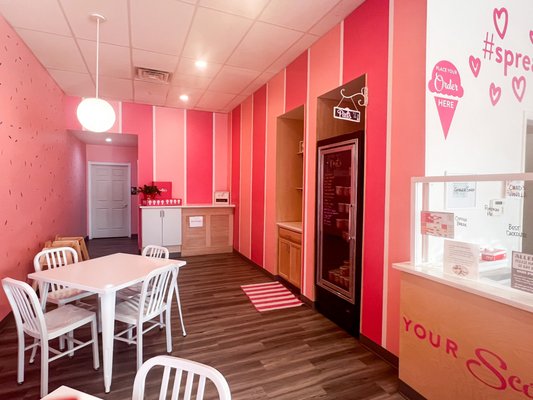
[105, 137, 112, 142]
[179, 94, 189, 102]
[195, 60, 207, 70]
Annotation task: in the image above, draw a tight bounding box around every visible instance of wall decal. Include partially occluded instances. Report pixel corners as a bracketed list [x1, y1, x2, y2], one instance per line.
[469, 55, 481, 77]
[489, 82, 502, 105]
[512, 75, 526, 102]
[428, 60, 464, 139]
[493, 8, 509, 39]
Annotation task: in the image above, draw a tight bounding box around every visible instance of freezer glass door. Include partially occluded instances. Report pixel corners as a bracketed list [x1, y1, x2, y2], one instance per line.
[316, 140, 357, 303]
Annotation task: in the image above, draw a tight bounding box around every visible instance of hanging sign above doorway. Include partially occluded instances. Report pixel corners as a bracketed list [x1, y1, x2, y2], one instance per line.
[333, 87, 368, 123]
[333, 107, 360, 122]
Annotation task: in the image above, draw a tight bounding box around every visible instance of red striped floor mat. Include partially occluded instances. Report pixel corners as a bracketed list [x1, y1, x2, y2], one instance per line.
[241, 282, 303, 312]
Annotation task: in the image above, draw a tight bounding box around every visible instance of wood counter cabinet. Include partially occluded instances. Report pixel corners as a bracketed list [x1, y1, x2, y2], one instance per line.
[278, 225, 301, 288]
[181, 207, 234, 256]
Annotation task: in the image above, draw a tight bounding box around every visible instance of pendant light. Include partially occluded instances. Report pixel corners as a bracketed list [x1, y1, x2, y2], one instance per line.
[76, 13, 116, 133]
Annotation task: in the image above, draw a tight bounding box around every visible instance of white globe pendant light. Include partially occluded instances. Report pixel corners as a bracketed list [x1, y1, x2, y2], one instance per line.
[77, 13, 116, 133]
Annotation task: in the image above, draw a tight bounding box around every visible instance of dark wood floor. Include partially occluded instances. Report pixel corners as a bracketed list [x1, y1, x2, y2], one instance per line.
[0, 237, 402, 400]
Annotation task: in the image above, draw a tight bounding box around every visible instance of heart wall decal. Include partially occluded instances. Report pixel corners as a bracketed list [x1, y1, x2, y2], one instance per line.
[469, 56, 481, 78]
[489, 83, 502, 106]
[512, 76, 526, 102]
[493, 8, 508, 40]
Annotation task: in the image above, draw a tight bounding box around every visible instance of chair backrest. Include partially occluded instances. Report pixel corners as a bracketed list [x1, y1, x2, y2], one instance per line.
[132, 355, 231, 400]
[139, 265, 176, 321]
[33, 247, 78, 295]
[2, 278, 46, 337]
[142, 245, 169, 259]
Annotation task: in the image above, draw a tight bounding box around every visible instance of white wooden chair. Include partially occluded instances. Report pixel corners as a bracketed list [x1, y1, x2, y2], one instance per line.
[118, 245, 186, 337]
[114, 264, 176, 370]
[33, 247, 95, 306]
[2, 277, 99, 398]
[132, 355, 231, 400]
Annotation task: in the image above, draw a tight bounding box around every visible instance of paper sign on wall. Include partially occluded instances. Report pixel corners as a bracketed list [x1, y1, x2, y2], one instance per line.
[421, 211, 455, 238]
[446, 181, 476, 208]
[189, 216, 203, 228]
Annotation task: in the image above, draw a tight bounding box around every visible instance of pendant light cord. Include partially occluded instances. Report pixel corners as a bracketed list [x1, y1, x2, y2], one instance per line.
[95, 15, 100, 99]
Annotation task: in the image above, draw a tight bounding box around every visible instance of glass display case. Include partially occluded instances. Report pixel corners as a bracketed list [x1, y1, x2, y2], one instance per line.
[410, 173, 533, 295]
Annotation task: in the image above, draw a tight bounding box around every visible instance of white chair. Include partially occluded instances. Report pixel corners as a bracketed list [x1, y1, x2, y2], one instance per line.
[132, 355, 231, 400]
[114, 264, 176, 370]
[118, 245, 187, 337]
[2, 277, 99, 398]
[33, 247, 96, 307]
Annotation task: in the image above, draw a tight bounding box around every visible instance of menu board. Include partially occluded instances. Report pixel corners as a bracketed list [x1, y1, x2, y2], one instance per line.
[322, 149, 352, 229]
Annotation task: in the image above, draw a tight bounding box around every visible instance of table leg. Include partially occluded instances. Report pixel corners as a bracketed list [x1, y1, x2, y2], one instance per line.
[39, 282, 49, 311]
[99, 291, 116, 393]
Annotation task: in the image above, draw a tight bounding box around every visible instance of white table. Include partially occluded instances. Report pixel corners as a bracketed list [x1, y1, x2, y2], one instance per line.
[29, 253, 186, 393]
[41, 385, 102, 399]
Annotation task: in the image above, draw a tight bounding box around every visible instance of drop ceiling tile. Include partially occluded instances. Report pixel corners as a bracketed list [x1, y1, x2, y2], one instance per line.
[227, 22, 302, 71]
[310, 0, 364, 36]
[47, 69, 94, 97]
[176, 58, 222, 78]
[132, 49, 179, 74]
[15, 29, 87, 72]
[195, 91, 236, 111]
[99, 76, 133, 101]
[198, 0, 270, 19]
[171, 73, 212, 90]
[130, 0, 194, 55]
[225, 94, 247, 112]
[181, 7, 253, 63]
[59, 0, 130, 46]
[208, 66, 258, 95]
[78, 40, 131, 79]
[0, 0, 70, 35]
[166, 86, 205, 108]
[267, 34, 316, 74]
[259, 0, 336, 32]
[134, 80, 170, 106]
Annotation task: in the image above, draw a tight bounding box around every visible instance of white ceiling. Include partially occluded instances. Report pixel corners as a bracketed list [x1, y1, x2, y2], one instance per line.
[0, 0, 364, 113]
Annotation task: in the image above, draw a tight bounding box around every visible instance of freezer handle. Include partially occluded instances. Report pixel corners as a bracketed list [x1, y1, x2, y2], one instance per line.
[348, 203, 356, 241]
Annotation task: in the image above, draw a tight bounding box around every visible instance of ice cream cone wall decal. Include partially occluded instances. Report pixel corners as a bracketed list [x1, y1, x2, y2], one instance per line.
[428, 60, 465, 139]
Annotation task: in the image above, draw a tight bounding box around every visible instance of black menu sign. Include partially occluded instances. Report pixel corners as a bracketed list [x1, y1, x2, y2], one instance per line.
[322, 149, 352, 228]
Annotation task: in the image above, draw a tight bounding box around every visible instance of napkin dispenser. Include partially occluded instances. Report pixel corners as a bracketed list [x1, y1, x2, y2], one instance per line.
[214, 191, 230, 204]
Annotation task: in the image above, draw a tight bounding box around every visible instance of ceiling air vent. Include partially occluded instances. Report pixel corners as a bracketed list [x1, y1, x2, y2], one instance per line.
[135, 67, 172, 83]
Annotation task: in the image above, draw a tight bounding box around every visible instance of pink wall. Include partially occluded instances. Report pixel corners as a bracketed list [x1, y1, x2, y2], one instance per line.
[214, 113, 230, 192]
[251, 86, 267, 265]
[264, 72, 286, 274]
[384, 0, 426, 355]
[0, 16, 86, 320]
[154, 107, 186, 200]
[285, 52, 308, 112]
[239, 97, 253, 258]
[186, 110, 213, 204]
[86, 144, 139, 234]
[343, 0, 390, 345]
[231, 107, 241, 249]
[122, 103, 153, 188]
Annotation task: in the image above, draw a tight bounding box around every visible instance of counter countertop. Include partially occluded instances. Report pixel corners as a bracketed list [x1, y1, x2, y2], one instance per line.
[139, 204, 235, 209]
[277, 221, 302, 233]
[394, 261, 533, 314]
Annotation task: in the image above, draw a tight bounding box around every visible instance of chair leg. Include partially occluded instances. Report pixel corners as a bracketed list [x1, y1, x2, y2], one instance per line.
[40, 341, 49, 398]
[16, 331, 25, 383]
[59, 335, 65, 350]
[67, 331, 74, 357]
[165, 306, 172, 354]
[29, 337, 39, 364]
[127, 324, 133, 343]
[136, 322, 143, 371]
[90, 317, 100, 370]
[174, 282, 187, 336]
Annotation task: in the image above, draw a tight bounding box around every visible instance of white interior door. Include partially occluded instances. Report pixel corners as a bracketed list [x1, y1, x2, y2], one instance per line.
[90, 163, 131, 239]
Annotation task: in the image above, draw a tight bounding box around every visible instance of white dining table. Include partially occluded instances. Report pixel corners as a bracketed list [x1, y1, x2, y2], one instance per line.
[28, 252, 186, 393]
